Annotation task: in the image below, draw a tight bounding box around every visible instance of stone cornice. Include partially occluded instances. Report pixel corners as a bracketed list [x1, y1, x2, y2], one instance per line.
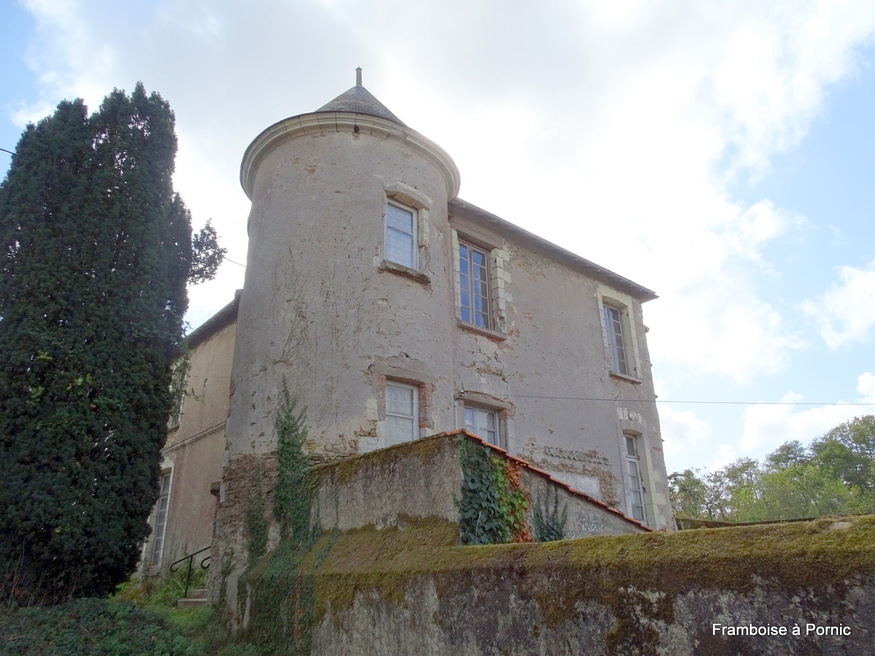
[240, 112, 461, 200]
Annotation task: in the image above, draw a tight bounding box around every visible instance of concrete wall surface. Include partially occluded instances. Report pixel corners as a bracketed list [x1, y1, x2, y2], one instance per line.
[310, 431, 646, 540]
[237, 515, 875, 656]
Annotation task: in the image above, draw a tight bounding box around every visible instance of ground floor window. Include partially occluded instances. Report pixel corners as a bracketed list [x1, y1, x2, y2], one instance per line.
[624, 433, 647, 523]
[385, 382, 419, 446]
[464, 406, 501, 448]
[149, 471, 172, 567]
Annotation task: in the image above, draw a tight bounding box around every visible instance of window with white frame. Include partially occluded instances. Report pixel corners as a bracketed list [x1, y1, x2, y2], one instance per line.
[385, 382, 419, 446]
[624, 433, 647, 523]
[464, 406, 501, 448]
[458, 240, 491, 328]
[149, 471, 172, 567]
[602, 303, 630, 376]
[385, 200, 417, 269]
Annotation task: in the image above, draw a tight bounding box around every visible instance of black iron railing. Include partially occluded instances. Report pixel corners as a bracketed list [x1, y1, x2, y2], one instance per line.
[168, 545, 211, 599]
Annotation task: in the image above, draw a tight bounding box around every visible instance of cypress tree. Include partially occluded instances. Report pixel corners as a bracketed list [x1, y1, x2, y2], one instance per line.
[0, 84, 222, 604]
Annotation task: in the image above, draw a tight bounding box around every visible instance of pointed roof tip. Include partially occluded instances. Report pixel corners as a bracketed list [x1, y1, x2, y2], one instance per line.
[316, 69, 407, 127]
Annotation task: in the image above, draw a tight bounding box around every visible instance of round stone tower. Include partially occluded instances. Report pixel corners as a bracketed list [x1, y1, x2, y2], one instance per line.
[214, 74, 461, 604]
[227, 70, 460, 463]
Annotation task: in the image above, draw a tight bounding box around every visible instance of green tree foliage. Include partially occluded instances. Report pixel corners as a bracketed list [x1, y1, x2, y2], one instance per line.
[668, 416, 875, 523]
[811, 416, 875, 492]
[0, 84, 224, 605]
[667, 469, 708, 518]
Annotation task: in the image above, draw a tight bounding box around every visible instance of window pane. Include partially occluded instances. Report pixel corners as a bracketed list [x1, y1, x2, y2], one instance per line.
[150, 472, 172, 566]
[386, 383, 416, 446]
[386, 384, 413, 415]
[464, 407, 475, 431]
[465, 406, 500, 447]
[386, 203, 415, 268]
[386, 415, 414, 446]
[458, 240, 490, 329]
[604, 305, 629, 375]
[625, 436, 646, 523]
[386, 228, 414, 268]
[387, 203, 413, 231]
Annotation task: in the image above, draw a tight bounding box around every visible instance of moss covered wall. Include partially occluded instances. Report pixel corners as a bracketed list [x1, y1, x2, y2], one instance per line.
[240, 515, 875, 655]
[309, 431, 646, 540]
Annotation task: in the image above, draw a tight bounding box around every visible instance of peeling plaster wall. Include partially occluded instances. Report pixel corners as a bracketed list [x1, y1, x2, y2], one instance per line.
[450, 208, 671, 530]
[227, 124, 457, 463]
[216, 104, 673, 596]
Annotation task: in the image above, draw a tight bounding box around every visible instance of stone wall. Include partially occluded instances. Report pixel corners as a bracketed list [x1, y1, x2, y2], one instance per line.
[310, 431, 646, 539]
[237, 515, 875, 655]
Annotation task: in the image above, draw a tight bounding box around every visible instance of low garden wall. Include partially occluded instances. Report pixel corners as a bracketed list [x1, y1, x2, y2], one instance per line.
[239, 515, 875, 655]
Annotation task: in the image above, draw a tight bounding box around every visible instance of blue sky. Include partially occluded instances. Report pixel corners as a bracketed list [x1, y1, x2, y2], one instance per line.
[2, 0, 874, 476]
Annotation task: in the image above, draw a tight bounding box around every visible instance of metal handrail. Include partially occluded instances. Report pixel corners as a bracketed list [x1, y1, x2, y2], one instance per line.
[168, 545, 211, 599]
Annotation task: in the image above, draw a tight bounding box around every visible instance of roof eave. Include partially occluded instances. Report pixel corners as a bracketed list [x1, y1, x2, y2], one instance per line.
[449, 199, 657, 302]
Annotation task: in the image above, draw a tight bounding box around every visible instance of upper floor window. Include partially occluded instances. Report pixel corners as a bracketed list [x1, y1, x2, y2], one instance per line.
[385, 201, 417, 269]
[464, 405, 501, 448]
[385, 381, 419, 446]
[602, 303, 629, 376]
[459, 241, 490, 328]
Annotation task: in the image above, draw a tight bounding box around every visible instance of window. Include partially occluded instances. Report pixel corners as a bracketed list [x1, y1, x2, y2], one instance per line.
[459, 241, 490, 328]
[624, 434, 647, 523]
[385, 201, 417, 269]
[385, 382, 418, 446]
[149, 471, 172, 567]
[464, 406, 501, 448]
[602, 303, 629, 376]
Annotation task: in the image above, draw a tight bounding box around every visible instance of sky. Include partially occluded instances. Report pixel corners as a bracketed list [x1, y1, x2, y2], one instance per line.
[2, 0, 874, 477]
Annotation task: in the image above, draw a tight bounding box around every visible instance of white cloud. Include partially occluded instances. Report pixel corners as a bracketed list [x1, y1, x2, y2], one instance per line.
[660, 406, 711, 461]
[803, 261, 875, 348]
[739, 391, 867, 456]
[709, 443, 740, 471]
[647, 276, 805, 384]
[7, 0, 875, 382]
[856, 372, 875, 403]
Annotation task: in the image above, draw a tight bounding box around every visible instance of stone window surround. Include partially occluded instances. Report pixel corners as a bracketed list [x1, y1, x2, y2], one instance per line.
[369, 362, 436, 444]
[456, 390, 513, 451]
[379, 183, 434, 285]
[597, 286, 643, 383]
[623, 430, 647, 524]
[451, 229, 510, 336]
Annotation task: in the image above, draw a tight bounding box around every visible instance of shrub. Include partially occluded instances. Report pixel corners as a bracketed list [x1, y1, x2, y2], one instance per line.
[0, 597, 203, 655]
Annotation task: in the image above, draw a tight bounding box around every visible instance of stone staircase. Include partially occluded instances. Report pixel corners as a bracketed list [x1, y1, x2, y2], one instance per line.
[176, 587, 209, 608]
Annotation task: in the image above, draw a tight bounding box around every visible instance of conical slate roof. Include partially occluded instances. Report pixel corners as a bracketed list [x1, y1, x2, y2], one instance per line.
[317, 68, 407, 127]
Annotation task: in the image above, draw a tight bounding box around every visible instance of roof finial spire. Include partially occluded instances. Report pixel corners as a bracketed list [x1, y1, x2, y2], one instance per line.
[356, 67, 362, 87]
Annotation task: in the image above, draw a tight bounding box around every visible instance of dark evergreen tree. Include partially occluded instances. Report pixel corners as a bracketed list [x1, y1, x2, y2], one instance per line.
[0, 84, 223, 605]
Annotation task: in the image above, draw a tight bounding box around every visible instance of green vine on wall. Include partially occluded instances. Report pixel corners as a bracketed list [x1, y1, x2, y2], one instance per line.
[533, 485, 569, 542]
[237, 378, 317, 655]
[273, 378, 312, 542]
[459, 438, 530, 545]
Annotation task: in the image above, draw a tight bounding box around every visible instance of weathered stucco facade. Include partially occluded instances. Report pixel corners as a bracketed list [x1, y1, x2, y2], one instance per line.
[149, 74, 671, 584]
[219, 73, 669, 531]
[140, 298, 237, 572]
